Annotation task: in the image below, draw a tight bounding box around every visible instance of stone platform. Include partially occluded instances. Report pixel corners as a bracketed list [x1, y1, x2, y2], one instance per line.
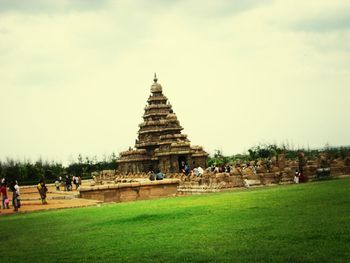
[79, 179, 180, 202]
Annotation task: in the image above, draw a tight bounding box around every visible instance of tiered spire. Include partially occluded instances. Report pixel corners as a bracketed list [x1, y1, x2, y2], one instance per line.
[135, 74, 185, 149]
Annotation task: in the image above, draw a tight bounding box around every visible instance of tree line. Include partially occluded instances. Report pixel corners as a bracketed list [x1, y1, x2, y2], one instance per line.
[0, 153, 118, 185]
[208, 144, 350, 167]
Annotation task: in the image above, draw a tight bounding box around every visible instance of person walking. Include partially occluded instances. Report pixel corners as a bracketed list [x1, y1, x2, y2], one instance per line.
[55, 179, 60, 191]
[0, 183, 10, 209]
[10, 181, 20, 212]
[73, 176, 80, 190]
[65, 175, 72, 191]
[37, 180, 48, 204]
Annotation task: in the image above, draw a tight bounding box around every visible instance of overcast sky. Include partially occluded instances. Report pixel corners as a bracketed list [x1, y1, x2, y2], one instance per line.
[1, 0, 349, 164]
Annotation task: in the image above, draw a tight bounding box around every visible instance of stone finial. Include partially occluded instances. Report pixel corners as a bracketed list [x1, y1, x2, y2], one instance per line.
[154, 73, 158, 83]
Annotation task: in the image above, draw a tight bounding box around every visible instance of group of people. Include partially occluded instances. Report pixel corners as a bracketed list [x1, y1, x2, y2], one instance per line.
[0, 174, 82, 213]
[55, 175, 81, 191]
[148, 170, 165, 181]
[207, 164, 232, 174]
[0, 177, 48, 212]
[0, 178, 21, 212]
[180, 161, 204, 177]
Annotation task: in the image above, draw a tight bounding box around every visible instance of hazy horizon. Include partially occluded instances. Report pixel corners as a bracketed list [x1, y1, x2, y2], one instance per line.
[1, 1, 349, 165]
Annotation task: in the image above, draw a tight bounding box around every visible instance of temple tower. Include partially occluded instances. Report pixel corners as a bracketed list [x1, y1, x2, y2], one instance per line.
[117, 74, 208, 174]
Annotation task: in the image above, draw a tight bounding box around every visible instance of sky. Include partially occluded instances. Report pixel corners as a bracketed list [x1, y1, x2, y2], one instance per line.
[1, 0, 349, 164]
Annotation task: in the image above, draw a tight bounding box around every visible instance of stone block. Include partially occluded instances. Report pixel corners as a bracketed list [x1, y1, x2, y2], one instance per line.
[119, 188, 139, 202]
[104, 190, 118, 202]
[97, 185, 109, 190]
[139, 187, 151, 199]
[246, 179, 261, 186]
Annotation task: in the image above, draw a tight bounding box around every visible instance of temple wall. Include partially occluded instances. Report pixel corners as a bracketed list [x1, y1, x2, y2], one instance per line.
[191, 156, 207, 169]
[118, 161, 158, 174]
[176, 162, 350, 194]
[91, 162, 350, 196]
[79, 179, 179, 202]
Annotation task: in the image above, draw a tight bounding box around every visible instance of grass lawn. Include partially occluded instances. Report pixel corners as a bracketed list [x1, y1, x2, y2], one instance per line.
[1, 178, 349, 262]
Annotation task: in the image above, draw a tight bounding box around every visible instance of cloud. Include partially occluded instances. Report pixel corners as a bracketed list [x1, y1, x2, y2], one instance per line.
[266, 1, 350, 33]
[0, 0, 349, 163]
[292, 13, 350, 32]
[0, 0, 109, 14]
[170, 0, 272, 19]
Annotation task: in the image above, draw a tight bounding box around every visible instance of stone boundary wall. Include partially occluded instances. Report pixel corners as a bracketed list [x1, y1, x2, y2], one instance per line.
[177, 165, 350, 194]
[79, 179, 180, 203]
[91, 163, 350, 195]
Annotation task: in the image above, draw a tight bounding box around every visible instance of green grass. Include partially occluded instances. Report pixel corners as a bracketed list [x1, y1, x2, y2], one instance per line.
[1, 179, 350, 263]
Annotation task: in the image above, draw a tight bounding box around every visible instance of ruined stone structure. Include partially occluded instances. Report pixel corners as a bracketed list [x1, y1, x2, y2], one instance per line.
[117, 74, 208, 174]
[79, 179, 180, 203]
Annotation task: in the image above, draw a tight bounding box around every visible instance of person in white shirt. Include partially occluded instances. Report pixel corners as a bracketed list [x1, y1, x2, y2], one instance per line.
[10, 181, 20, 212]
[197, 166, 204, 176]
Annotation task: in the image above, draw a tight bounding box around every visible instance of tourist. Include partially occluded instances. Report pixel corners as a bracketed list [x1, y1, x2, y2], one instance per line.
[299, 171, 305, 183]
[65, 175, 72, 191]
[267, 159, 272, 172]
[74, 176, 80, 190]
[194, 166, 204, 177]
[294, 170, 299, 184]
[252, 165, 257, 176]
[1, 177, 6, 184]
[59, 175, 65, 190]
[10, 181, 20, 212]
[148, 171, 156, 181]
[1, 183, 10, 209]
[214, 166, 219, 173]
[37, 180, 48, 204]
[190, 169, 195, 177]
[180, 161, 186, 171]
[184, 164, 190, 176]
[147, 170, 156, 181]
[156, 172, 164, 180]
[55, 179, 60, 191]
[197, 166, 204, 176]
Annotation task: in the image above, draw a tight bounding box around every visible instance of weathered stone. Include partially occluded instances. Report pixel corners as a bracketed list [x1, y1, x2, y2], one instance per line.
[117, 75, 208, 174]
[80, 179, 179, 202]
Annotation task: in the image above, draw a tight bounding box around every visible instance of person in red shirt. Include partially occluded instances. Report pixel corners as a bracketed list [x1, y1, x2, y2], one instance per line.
[1, 183, 10, 209]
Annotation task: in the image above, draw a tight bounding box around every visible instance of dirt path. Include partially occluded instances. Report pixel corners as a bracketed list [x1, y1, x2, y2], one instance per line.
[0, 182, 101, 215]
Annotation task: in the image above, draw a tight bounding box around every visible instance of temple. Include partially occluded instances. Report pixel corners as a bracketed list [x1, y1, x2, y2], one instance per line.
[117, 74, 208, 174]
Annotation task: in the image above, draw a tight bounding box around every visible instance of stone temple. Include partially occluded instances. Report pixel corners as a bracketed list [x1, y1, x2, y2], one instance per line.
[117, 74, 208, 174]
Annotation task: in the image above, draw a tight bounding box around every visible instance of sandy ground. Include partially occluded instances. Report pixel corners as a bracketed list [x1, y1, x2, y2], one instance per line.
[0, 181, 101, 216]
